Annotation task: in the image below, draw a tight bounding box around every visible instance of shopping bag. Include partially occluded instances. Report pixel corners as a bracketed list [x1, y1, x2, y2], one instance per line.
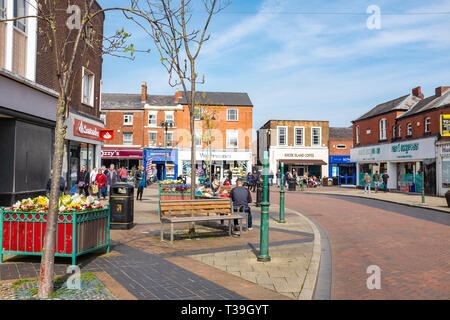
[70, 185, 77, 195]
[91, 183, 98, 194]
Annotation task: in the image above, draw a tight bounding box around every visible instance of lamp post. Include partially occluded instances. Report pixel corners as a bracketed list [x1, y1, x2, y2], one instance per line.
[279, 162, 286, 223]
[161, 120, 174, 180]
[258, 151, 271, 262]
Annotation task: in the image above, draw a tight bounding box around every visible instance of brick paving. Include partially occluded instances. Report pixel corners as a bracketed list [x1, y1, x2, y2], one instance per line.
[272, 191, 450, 300]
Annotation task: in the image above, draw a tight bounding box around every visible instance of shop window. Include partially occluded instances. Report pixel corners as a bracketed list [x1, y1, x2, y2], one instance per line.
[277, 126, 287, 146]
[425, 117, 431, 133]
[442, 159, 450, 187]
[123, 133, 133, 145]
[356, 125, 360, 144]
[149, 132, 157, 147]
[123, 114, 133, 126]
[294, 127, 304, 146]
[13, 0, 27, 33]
[166, 132, 173, 147]
[379, 118, 387, 140]
[227, 109, 238, 121]
[227, 130, 238, 148]
[312, 127, 321, 146]
[82, 67, 95, 106]
[148, 112, 157, 127]
[407, 123, 412, 136]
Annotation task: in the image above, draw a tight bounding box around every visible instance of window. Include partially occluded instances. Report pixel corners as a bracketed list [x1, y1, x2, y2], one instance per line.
[227, 109, 238, 121]
[398, 125, 402, 138]
[277, 126, 287, 146]
[82, 68, 94, 106]
[14, 0, 27, 33]
[123, 114, 133, 126]
[392, 126, 396, 139]
[165, 132, 173, 147]
[336, 144, 347, 149]
[0, 0, 5, 19]
[195, 129, 203, 147]
[148, 132, 157, 147]
[379, 118, 387, 140]
[100, 113, 106, 124]
[84, 25, 94, 45]
[407, 123, 412, 136]
[194, 107, 202, 120]
[294, 127, 304, 146]
[165, 111, 175, 126]
[148, 111, 157, 126]
[356, 125, 360, 144]
[226, 130, 238, 148]
[123, 133, 133, 145]
[311, 127, 321, 146]
[425, 117, 431, 133]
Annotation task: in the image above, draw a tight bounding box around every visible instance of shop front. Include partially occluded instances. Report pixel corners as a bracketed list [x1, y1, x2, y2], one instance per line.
[178, 149, 252, 184]
[143, 148, 178, 181]
[101, 148, 143, 171]
[329, 156, 356, 185]
[351, 136, 437, 194]
[436, 142, 450, 196]
[269, 147, 329, 179]
[63, 113, 104, 192]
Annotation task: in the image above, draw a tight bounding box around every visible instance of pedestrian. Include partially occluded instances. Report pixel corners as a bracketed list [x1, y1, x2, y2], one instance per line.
[373, 171, 380, 193]
[252, 170, 260, 192]
[135, 166, 146, 201]
[247, 172, 254, 191]
[363, 172, 372, 194]
[269, 170, 274, 186]
[90, 167, 98, 185]
[119, 166, 128, 183]
[382, 171, 390, 192]
[227, 169, 233, 184]
[230, 178, 253, 232]
[95, 169, 107, 200]
[106, 164, 119, 196]
[46, 170, 65, 196]
[276, 169, 281, 187]
[77, 165, 90, 197]
[284, 171, 289, 188]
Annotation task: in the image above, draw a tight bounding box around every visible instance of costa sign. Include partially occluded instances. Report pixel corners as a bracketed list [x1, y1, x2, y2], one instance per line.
[100, 129, 114, 141]
[73, 119, 101, 141]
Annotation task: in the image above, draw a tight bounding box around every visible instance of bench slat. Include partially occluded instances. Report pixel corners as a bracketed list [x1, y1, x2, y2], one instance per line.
[160, 205, 231, 211]
[161, 209, 234, 216]
[162, 215, 243, 223]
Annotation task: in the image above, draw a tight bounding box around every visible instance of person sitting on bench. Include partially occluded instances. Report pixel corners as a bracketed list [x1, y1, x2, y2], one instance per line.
[230, 178, 253, 231]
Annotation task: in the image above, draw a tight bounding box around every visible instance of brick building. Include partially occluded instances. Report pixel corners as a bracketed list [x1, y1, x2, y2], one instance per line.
[257, 120, 329, 179]
[0, 0, 105, 205]
[351, 86, 450, 195]
[101, 85, 254, 182]
[328, 127, 356, 185]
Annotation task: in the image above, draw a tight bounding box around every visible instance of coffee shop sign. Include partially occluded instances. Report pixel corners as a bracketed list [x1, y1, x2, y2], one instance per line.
[284, 153, 314, 158]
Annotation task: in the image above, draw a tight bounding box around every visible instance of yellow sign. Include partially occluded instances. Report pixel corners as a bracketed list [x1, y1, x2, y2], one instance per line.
[116, 204, 122, 213]
[441, 115, 450, 137]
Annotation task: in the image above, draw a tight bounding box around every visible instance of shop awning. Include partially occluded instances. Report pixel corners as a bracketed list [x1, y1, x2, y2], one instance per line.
[101, 149, 143, 159]
[279, 160, 327, 166]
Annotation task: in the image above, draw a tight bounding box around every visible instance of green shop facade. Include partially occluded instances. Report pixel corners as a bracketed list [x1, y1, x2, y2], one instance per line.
[350, 136, 437, 195]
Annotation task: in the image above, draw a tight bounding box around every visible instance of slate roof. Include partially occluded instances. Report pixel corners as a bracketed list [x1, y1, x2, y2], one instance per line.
[397, 90, 450, 119]
[178, 91, 253, 107]
[354, 94, 416, 122]
[329, 127, 353, 139]
[101, 93, 176, 110]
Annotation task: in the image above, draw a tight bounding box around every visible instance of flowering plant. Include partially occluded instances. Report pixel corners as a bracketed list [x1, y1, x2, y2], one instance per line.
[8, 195, 105, 213]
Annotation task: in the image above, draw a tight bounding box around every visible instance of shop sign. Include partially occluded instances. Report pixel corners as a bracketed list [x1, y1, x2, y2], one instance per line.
[440, 115, 450, 137]
[283, 153, 315, 158]
[73, 119, 101, 141]
[143, 148, 178, 162]
[330, 155, 354, 164]
[100, 129, 114, 141]
[391, 143, 419, 155]
[440, 145, 450, 157]
[101, 149, 143, 159]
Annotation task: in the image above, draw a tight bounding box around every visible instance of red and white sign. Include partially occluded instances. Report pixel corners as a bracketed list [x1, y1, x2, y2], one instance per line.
[100, 129, 114, 141]
[73, 119, 102, 141]
[101, 149, 143, 159]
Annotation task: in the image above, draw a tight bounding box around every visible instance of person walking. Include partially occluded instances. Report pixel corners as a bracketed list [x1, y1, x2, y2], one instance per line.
[95, 169, 107, 200]
[119, 166, 128, 183]
[77, 165, 90, 196]
[135, 166, 146, 201]
[382, 171, 390, 192]
[252, 170, 260, 192]
[106, 164, 119, 196]
[227, 170, 233, 184]
[230, 178, 253, 232]
[363, 172, 372, 194]
[269, 170, 274, 186]
[90, 167, 98, 184]
[46, 170, 65, 196]
[373, 171, 380, 193]
[246, 172, 254, 191]
[276, 169, 281, 188]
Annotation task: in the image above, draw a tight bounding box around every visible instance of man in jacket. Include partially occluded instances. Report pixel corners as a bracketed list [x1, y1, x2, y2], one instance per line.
[230, 178, 253, 231]
[106, 164, 119, 196]
[363, 173, 372, 194]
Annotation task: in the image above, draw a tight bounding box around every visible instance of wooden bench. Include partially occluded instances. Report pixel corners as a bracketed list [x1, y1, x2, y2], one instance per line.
[159, 199, 244, 244]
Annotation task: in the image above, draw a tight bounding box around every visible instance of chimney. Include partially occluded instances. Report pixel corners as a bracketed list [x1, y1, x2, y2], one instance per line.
[435, 86, 450, 97]
[175, 88, 182, 103]
[412, 86, 424, 99]
[141, 81, 147, 103]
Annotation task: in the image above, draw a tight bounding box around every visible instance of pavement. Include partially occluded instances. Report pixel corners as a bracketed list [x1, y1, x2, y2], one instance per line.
[0, 185, 321, 300]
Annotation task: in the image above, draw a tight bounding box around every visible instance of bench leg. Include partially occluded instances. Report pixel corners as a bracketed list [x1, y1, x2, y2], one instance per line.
[228, 220, 232, 236]
[160, 222, 164, 242]
[170, 223, 174, 245]
[240, 219, 242, 235]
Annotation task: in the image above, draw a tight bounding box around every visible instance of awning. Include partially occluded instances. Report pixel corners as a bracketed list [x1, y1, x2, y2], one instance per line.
[101, 148, 143, 159]
[279, 160, 327, 166]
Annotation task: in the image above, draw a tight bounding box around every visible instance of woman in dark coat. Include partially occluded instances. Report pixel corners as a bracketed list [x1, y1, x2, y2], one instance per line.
[77, 165, 90, 196]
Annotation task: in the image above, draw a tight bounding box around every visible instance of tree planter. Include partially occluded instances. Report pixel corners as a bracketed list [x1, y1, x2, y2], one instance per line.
[0, 206, 110, 266]
[159, 184, 191, 200]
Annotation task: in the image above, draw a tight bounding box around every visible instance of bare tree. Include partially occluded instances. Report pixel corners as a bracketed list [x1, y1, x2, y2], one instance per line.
[126, 0, 230, 198]
[1, 0, 141, 298]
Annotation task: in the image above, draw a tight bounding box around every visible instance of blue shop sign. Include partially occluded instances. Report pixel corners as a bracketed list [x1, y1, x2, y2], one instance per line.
[144, 148, 178, 163]
[329, 155, 355, 164]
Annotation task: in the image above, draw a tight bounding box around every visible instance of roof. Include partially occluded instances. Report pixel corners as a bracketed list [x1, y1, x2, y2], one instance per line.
[101, 93, 176, 110]
[178, 91, 253, 107]
[329, 127, 353, 139]
[397, 90, 450, 119]
[354, 94, 418, 122]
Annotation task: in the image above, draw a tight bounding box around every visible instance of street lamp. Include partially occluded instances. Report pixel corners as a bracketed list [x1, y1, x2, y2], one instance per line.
[161, 120, 174, 180]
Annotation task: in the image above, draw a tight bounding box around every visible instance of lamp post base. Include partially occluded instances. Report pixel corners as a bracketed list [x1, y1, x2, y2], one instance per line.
[257, 255, 271, 262]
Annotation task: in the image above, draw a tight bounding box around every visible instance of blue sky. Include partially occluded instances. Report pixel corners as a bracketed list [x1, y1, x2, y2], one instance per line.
[99, 0, 450, 131]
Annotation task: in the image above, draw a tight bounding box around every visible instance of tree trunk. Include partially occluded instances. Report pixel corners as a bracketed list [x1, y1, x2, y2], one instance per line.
[189, 63, 196, 236]
[38, 97, 67, 298]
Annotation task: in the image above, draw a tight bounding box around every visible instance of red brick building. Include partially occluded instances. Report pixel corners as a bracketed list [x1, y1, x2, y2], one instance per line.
[328, 127, 355, 185]
[351, 86, 450, 195]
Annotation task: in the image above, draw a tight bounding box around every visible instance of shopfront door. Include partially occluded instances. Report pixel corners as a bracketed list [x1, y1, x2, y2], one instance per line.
[339, 165, 356, 185]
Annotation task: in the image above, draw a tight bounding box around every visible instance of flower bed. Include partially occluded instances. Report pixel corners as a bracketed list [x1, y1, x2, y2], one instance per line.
[1, 195, 110, 266]
[159, 182, 192, 200]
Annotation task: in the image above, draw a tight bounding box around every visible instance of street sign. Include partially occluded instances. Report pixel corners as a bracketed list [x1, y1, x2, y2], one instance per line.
[440, 115, 450, 137]
[100, 129, 114, 140]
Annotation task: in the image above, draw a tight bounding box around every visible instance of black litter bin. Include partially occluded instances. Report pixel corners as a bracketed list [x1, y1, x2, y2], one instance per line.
[288, 179, 296, 191]
[110, 182, 134, 230]
[256, 182, 270, 207]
